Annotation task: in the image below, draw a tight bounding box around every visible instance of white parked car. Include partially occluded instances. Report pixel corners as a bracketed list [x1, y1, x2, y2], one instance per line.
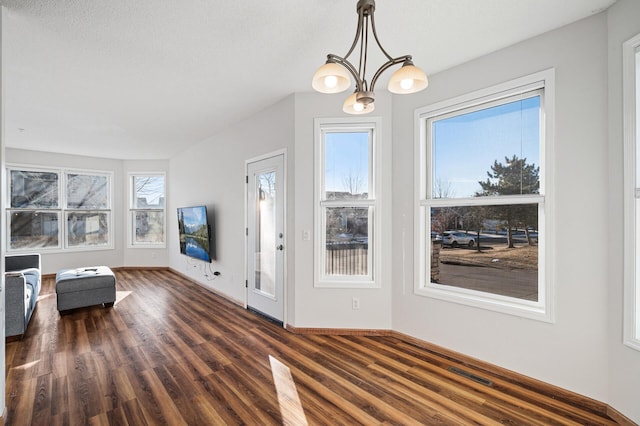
[442, 231, 476, 248]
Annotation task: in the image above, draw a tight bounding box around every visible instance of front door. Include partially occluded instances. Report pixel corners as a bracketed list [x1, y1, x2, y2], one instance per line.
[246, 153, 285, 323]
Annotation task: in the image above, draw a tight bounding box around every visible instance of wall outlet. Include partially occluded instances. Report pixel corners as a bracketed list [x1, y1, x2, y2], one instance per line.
[302, 230, 311, 241]
[352, 297, 360, 310]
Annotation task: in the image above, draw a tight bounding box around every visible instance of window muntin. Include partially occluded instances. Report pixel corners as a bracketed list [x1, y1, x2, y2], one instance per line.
[417, 72, 552, 321]
[6, 166, 113, 252]
[129, 173, 166, 247]
[315, 119, 380, 287]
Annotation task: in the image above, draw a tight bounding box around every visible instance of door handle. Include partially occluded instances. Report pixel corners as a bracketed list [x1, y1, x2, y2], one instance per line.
[277, 244, 284, 251]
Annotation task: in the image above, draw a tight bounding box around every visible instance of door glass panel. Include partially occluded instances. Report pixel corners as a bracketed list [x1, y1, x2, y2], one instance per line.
[255, 171, 276, 297]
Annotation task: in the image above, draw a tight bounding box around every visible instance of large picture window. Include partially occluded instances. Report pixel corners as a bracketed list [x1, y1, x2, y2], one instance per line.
[416, 70, 554, 321]
[623, 34, 640, 351]
[129, 173, 166, 247]
[315, 118, 381, 288]
[7, 166, 113, 251]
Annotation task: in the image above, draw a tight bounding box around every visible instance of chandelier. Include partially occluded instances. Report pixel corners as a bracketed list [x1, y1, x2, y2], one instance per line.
[311, 0, 428, 114]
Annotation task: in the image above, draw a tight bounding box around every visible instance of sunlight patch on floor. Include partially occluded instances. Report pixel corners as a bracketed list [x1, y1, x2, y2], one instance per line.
[115, 290, 132, 305]
[269, 355, 308, 426]
[13, 360, 39, 370]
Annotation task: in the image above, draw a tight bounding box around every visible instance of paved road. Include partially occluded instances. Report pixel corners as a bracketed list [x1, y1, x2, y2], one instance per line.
[437, 262, 538, 301]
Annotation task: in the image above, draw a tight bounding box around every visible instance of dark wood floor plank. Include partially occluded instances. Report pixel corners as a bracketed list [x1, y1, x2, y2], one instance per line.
[139, 368, 188, 425]
[4, 269, 621, 425]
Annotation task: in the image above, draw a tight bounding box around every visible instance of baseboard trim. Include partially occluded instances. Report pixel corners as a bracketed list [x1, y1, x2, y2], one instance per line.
[607, 405, 637, 426]
[286, 326, 631, 423]
[286, 325, 392, 336]
[112, 266, 170, 272]
[41, 266, 170, 280]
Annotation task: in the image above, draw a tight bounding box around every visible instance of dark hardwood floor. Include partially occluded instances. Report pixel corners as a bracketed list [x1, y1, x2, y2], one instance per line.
[5, 269, 621, 425]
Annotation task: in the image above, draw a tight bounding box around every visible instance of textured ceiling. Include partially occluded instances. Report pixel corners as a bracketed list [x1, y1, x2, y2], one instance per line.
[1, 0, 616, 160]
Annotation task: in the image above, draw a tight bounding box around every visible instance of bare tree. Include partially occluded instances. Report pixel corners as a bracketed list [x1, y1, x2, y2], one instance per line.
[135, 176, 165, 207]
[433, 178, 455, 199]
[342, 169, 364, 198]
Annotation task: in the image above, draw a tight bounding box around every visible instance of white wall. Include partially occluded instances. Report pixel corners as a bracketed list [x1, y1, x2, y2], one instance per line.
[5, 148, 169, 274]
[607, 0, 640, 422]
[392, 14, 612, 403]
[292, 91, 394, 330]
[168, 95, 296, 307]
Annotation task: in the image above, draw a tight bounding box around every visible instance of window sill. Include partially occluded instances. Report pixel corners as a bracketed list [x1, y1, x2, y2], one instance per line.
[624, 338, 640, 352]
[315, 280, 379, 289]
[416, 283, 553, 323]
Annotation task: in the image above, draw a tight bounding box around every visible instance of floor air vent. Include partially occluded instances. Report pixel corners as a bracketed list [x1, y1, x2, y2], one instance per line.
[448, 366, 494, 387]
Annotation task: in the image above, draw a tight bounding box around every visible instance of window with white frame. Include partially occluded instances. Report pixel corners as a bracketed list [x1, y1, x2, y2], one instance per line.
[315, 118, 381, 288]
[623, 34, 640, 350]
[129, 173, 166, 247]
[416, 70, 554, 321]
[7, 166, 113, 251]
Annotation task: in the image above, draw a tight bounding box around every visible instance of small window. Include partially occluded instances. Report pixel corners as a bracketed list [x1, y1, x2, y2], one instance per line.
[416, 70, 554, 321]
[129, 173, 166, 247]
[315, 118, 381, 288]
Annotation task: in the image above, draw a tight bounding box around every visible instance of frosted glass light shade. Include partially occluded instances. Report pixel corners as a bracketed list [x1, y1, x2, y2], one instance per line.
[342, 92, 375, 115]
[388, 64, 428, 94]
[312, 63, 351, 94]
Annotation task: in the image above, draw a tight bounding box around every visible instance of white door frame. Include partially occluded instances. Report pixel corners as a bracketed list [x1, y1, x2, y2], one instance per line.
[245, 149, 287, 325]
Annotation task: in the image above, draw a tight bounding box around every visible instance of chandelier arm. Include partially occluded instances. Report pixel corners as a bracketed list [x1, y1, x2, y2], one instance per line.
[369, 11, 395, 62]
[342, 7, 366, 62]
[360, 14, 368, 87]
[327, 54, 366, 92]
[369, 55, 412, 92]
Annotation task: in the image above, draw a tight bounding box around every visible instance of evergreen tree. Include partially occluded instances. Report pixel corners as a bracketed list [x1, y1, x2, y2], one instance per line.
[476, 155, 539, 248]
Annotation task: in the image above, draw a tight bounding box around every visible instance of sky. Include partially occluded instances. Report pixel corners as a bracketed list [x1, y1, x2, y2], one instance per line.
[179, 205, 207, 232]
[432, 96, 541, 198]
[324, 131, 370, 195]
[321, 95, 540, 198]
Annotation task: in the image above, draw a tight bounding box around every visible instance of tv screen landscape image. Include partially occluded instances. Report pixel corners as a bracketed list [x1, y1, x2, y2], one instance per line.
[177, 205, 212, 263]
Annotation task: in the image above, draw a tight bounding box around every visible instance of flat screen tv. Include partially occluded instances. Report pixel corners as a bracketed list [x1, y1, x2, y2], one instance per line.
[177, 205, 212, 263]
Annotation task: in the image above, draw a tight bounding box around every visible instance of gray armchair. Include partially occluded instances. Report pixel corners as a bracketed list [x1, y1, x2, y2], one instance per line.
[5, 253, 41, 338]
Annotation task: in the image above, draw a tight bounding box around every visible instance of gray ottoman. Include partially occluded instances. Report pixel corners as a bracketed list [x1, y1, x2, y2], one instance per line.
[56, 266, 116, 312]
